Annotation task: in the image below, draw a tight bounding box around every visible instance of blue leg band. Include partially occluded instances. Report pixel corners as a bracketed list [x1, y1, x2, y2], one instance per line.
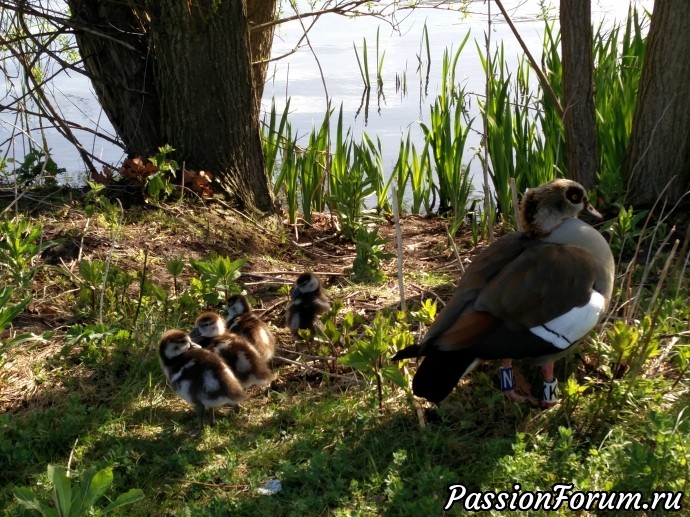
[543, 379, 558, 404]
[500, 367, 515, 392]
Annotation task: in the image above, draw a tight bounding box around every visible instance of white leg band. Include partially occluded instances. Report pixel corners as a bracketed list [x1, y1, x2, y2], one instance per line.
[542, 379, 558, 404]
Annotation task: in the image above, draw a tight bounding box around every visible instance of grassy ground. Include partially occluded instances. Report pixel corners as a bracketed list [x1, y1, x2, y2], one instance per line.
[1, 191, 689, 516]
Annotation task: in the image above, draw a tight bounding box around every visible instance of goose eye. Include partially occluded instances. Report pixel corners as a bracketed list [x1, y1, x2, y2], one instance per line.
[566, 187, 582, 204]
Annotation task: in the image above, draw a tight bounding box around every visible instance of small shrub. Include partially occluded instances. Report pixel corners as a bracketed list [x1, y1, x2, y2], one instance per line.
[14, 464, 144, 516]
[349, 226, 394, 284]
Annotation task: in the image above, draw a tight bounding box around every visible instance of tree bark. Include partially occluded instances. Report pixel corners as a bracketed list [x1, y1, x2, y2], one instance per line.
[67, 1, 160, 158]
[560, 0, 599, 190]
[146, 0, 273, 212]
[623, 0, 690, 206]
[68, 0, 276, 213]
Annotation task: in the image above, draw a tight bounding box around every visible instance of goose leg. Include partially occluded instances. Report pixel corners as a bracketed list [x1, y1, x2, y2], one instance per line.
[541, 362, 559, 407]
[196, 404, 206, 435]
[500, 359, 539, 405]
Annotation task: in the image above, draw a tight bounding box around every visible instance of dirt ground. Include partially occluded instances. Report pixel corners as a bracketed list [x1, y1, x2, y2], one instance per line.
[0, 197, 495, 414]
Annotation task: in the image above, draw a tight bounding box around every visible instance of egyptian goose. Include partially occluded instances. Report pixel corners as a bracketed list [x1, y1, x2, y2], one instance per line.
[191, 311, 276, 389]
[392, 179, 615, 406]
[285, 272, 331, 337]
[158, 329, 247, 433]
[225, 294, 276, 362]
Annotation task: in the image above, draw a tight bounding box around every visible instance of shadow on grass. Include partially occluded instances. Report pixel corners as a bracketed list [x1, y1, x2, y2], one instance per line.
[2, 340, 617, 516]
[72, 366, 542, 516]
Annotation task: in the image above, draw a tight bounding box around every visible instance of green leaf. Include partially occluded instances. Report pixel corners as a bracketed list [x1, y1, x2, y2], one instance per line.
[48, 465, 72, 517]
[338, 350, 374, 376]
[75, 466, 112, 513]
[0, 291, 30, 331]
[14, 486, 58, 516]
[380, 365, 408, 389]
[100, 488, 145, 513]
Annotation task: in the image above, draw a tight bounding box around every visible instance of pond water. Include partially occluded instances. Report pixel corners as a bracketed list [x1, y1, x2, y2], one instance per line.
[0, 0, 651, 194]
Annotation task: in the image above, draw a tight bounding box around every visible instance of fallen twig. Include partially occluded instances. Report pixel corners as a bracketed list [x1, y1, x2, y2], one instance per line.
[273, 354, 357, 381]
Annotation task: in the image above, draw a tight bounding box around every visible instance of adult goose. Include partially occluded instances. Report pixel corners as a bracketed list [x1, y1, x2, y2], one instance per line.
[392, 179, 615, 406]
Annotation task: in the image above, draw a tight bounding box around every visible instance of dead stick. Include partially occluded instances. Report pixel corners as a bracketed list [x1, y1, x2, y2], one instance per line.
[275, 346, 339, 362]
[273, 355, 356, 381]
[392, 185, 406, 311]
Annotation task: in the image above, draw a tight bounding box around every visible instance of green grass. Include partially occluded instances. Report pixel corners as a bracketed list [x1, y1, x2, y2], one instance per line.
[1, 198, 689, 515]
[4, 5, 688, 515]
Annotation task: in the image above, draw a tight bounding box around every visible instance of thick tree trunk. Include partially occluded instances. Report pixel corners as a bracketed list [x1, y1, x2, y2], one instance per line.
[560, 0, 598, 190]
[67, 1, 160, 157]
[69, 0, 276, 213]
[146, 0, 273, 212]
[623, 0, 690, 206]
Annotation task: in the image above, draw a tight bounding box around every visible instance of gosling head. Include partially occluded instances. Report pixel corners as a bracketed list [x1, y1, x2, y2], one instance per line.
[291, 272, 322, 299]
[225, 294, 251, 323]
[192, 311, 226, 339]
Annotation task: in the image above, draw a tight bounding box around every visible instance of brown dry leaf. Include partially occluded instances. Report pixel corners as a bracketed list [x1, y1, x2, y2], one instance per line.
[91, 166, 114, 185]
[119, 157, 158, 186]
[183, 169, 214, 197]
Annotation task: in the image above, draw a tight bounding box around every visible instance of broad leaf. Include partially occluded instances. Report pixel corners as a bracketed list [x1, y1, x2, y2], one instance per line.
[48, 465, 72, 517]
[101, 489, 145, 513]
[14, 486, 58, 516]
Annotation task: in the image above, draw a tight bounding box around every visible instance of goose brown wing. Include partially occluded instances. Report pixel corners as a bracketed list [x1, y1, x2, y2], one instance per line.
[420, 234, 529, 350]
[423, 237, 602, 353]
[475, 242, 599, 329]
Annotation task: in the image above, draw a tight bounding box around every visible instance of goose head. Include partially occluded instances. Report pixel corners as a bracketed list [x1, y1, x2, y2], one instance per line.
[520, 179, 602, 238]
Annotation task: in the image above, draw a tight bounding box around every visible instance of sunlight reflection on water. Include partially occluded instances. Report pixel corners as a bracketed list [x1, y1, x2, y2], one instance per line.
[0, 0, 652, 196]
[264, 0, 652, 200]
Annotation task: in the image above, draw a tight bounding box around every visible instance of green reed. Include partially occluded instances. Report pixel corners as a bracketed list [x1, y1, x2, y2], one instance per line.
[388, 132, 432, 215]
[479, 42, 515, 223]
[419, 38, 474, 232]
[266, 101, 301, 225]
[354, 37, 371, 89]
[274, 126, 299, 225]
[479, 25, 567, 226]
[593, 8, 647, 203]
[262, 98, 290, 183]
[327, 106, 387, 238]
[298, 112, 330, 223]
[376, 27, 385, 91]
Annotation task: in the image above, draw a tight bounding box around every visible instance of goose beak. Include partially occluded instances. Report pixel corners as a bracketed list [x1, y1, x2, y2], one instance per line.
[584, 202, 602, 220]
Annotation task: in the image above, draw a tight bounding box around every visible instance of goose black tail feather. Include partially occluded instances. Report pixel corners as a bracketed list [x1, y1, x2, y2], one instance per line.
[391, 344, 422, 361]
[411, 351, 477, 404]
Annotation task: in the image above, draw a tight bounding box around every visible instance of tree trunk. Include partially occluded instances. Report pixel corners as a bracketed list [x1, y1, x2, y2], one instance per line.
[623, 0, 690, 206]
[68, 0, 276, 213]
[146, 0, 273, 212]
[560, 0, 598, 190]
[67, 1, 160, 158]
